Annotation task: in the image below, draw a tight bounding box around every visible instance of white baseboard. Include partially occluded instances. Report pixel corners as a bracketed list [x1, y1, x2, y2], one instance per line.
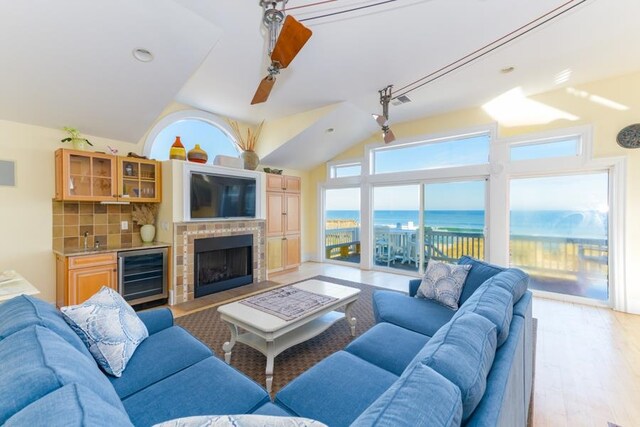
[623, 298, 640, 315]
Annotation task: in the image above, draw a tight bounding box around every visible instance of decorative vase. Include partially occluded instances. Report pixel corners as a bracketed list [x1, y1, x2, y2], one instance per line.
[140, 224, 156, 243]
[241, 150, 260, 170]
[169, 136, 186, 160]
[71, 138, 88, 151]
[187, 144, 208, 164]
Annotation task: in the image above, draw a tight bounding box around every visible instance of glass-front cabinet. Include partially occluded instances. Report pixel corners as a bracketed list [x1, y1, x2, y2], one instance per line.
[55, 149, 117, 201]
[118, 158, 161, 202]
[55, 149, 161, 202]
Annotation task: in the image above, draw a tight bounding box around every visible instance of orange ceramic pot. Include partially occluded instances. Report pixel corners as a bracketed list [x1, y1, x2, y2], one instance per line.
[169, 136, 186, 160]
[187, 144, 208, 164]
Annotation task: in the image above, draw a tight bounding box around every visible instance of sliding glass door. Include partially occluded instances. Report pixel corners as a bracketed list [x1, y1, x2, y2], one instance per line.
[324, 188, 361, 264]
[509, 172, 609, 301]
[423, 180, 486, 268]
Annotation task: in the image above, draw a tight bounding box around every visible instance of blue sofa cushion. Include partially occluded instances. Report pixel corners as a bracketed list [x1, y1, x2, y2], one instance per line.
[372, 290, 454, 337]
[137, 308, 174, 335]
[457, 256, 506, 304]
[0, 295, 93, 360]
[344, 322, 430, 375]
[61, 286, 149, 377]
[0, 326, 125, 424]
[419, 312, 497, 421]
[275, 351, 398, 427]
[416, 260, 472, 310]
[5, 383, 133, 427]
[153, 415, 326, 427]
[483, 268, 529, 304]
[251, 402, 295, 417]
[123, 356, 270, 427]
[455, 283, 513, 347]
[351, 363, 463, 427]
[109, 325, 213, 399]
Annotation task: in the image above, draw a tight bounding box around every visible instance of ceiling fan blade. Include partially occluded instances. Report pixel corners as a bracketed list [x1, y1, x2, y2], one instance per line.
[251, 76, 276, 105]
[271, 15, 312, 69]
[384, 129, 396, 144]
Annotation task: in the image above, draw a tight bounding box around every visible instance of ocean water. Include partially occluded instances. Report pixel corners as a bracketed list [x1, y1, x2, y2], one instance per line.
[326, 209, 608, 238]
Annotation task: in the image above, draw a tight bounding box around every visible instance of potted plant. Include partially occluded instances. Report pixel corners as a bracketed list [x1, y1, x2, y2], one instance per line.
[132, 204, 159, 243]
[61, 126, 93, 151]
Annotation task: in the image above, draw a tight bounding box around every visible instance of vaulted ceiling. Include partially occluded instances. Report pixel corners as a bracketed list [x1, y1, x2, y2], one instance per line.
[1, 0, 639, 168]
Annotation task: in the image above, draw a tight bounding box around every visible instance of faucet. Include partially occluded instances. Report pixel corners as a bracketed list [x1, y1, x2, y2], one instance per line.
[83, 231, 89, 250]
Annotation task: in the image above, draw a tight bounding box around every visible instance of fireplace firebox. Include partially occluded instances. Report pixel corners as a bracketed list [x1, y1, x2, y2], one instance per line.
[194, 234, 253, 298]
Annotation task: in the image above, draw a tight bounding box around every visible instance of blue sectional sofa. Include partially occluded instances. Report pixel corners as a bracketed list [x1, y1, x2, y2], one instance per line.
[273, 256, 534, 426]
[0, 255, 532, 426]
[0, 295, 287, 426]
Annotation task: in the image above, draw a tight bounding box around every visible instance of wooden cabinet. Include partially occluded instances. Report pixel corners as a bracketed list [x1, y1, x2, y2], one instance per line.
[55, 149, 161, 202]
[56, 252, 117, 307]
[118, 157, 161, 202]
[266, 174, 301, 275]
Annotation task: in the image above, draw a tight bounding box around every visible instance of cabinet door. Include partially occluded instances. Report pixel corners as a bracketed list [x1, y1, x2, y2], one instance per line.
[266, 192, 285, 236]
[284, 235, 301, 270]
[118, 158, 161, 202]
[67, 264, 117, 305]
[284, 193, 300, 234]
[284, 176, 301, 193]
[266, 236, 284, 273]
[56, 149, 117, 201]
[266, 174, 285, 191]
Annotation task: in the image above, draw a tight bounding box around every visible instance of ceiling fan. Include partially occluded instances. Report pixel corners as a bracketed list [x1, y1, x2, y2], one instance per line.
[373, 85, 395, 143]
[251, 0, 313, 105]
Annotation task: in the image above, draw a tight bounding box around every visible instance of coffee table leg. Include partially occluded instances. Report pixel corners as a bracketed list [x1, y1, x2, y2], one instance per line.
[222, 321, 238, 364]
[265, 341, 275, 393]
[345, 301, 357, 336]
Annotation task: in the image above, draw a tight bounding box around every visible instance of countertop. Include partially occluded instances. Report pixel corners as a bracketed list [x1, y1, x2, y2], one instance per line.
[53, 242, 171, 257]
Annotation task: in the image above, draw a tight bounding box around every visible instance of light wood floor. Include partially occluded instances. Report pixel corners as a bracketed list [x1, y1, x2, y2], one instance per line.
[267, 262, 640, 427]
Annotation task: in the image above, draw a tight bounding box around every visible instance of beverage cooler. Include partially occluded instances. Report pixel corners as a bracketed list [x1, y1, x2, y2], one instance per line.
[118, 247, 168, 305]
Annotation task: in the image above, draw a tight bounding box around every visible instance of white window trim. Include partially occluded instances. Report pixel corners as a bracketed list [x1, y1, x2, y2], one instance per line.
[326, 158, 363, 181]
[142, 109, 241, 158]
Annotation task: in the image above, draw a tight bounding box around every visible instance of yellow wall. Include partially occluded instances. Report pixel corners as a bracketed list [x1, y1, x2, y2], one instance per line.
[303, 70, 640, 312]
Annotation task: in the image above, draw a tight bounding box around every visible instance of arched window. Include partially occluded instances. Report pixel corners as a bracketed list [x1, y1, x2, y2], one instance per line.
[143, 110, 240, 162]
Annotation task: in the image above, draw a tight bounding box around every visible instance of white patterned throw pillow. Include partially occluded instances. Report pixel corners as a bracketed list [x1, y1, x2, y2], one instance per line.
[153, 415, 327, 427]
[61, 286, 148, 377]
[416, 260, 472, 310]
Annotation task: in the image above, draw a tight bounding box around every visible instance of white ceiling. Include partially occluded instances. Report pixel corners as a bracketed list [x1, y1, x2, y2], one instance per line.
[1, 0, 639, 167]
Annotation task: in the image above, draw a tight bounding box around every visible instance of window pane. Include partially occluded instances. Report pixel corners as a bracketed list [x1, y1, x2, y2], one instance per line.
[373, 185, 420, 272]
[325, 188, 360, 264]
[150, 119, 239, 162]
[334, 164, 361, 178]
[373, 134, 489, 174]
[509, 173, 609, 301]
[510, 138, 578, 161]
[423, 180, 486, 267]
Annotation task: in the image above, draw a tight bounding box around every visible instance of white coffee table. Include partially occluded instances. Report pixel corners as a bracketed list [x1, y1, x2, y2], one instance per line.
[217, 279, 360, 392]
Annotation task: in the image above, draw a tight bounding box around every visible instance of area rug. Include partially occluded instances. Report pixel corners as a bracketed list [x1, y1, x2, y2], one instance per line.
[176, 275, 380, 395]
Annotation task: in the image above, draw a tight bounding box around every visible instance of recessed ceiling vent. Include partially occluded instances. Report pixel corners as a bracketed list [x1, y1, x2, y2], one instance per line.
[391, 95, 412, 106]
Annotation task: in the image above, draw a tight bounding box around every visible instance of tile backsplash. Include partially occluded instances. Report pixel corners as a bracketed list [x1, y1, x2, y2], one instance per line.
[52, 201, 145, 251]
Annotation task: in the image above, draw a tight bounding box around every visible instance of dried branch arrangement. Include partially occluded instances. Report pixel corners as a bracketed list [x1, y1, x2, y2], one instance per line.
[131, 204, 158, 226]
[226, 119, 264, 152]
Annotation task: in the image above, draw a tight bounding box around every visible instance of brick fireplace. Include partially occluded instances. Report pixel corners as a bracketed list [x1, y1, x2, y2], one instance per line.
[171, 220, 266, 305]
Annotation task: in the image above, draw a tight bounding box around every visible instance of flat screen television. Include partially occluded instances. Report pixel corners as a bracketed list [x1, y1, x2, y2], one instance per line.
[190, 172, 256, 219]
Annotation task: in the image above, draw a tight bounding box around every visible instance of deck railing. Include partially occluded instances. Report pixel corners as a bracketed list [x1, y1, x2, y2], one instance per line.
[324, 227, 608, 278]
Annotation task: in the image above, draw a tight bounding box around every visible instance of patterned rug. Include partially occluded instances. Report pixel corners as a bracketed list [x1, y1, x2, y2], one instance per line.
[176, 275, 380, 395]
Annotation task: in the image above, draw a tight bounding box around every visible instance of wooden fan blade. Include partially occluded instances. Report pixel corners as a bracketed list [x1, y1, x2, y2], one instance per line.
[384, 129, 396, 144]
[271, 15, 312, 69]
[251, 76, 276, 105]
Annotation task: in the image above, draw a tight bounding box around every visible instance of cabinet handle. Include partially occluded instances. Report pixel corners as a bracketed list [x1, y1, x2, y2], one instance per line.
[112, 269, 117, 272]
[283, 237, 287, 240]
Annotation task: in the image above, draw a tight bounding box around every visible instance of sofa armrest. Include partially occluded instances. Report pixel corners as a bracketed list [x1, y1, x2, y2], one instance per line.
[409, 279, 422, 297]
[137, 308, 174, 335]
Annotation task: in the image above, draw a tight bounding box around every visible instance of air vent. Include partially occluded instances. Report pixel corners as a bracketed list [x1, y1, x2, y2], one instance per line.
[391, 95, 412, 106]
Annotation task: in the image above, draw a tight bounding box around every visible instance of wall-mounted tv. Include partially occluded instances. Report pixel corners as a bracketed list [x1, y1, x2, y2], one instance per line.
[190, 172, 256, 219]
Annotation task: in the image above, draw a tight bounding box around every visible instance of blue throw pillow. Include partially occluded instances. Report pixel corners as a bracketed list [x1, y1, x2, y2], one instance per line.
[416, 260, 472, 310]
[419, 312, 497, 421]
[455, 283, 513, 347]
[61, 286, 148, 377]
